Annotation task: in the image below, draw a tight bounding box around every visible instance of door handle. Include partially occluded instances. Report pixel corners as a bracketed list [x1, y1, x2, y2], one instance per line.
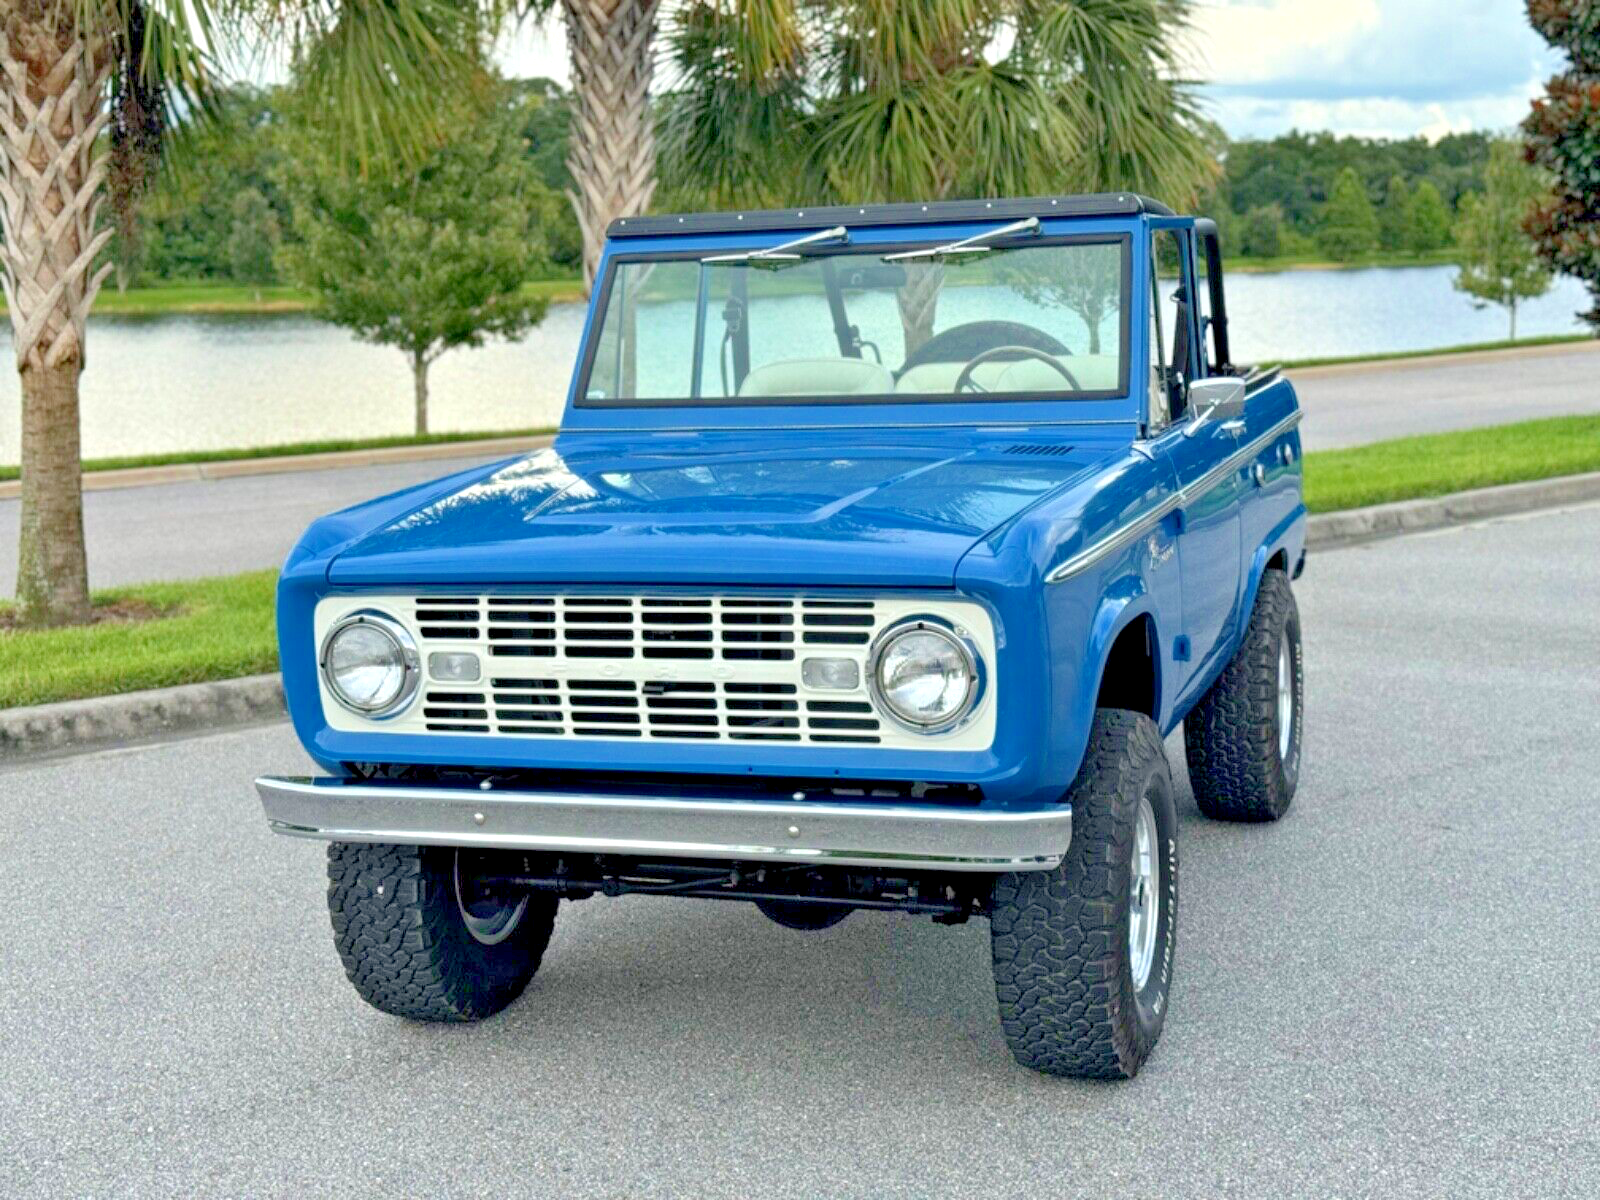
[1219, 419, 1246, 436]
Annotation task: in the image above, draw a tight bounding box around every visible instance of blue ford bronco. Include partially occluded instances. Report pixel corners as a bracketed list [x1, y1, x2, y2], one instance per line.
[258, 193, 1306, 1079]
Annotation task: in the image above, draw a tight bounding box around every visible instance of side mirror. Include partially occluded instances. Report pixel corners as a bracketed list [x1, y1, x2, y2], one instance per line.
[1184, 377, 1247, 436]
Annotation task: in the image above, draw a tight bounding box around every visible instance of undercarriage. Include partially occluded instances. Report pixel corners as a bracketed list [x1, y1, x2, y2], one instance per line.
[454, 849, 991, 924]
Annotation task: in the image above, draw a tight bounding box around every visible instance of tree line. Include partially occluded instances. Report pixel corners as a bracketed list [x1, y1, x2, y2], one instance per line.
[115, 81, 583, 291]
[116, 114, 1532, 290]
[1206, 130, 1491, 261]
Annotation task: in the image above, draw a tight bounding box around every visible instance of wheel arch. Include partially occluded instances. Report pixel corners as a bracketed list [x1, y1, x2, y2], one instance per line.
[1084, 579, 1165, 728]
[1235, 507, 1305, 646]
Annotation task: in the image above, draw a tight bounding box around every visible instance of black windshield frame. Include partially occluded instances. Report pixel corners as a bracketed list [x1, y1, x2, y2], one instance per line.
[573, 233, 1133, 410]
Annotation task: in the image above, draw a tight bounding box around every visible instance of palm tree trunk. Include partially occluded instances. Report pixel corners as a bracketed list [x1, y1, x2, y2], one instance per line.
[897, 263, 945, 359]
[411, 350, 430, 436]
[562, 0, 661, 291]
[0, 13, 113, 625]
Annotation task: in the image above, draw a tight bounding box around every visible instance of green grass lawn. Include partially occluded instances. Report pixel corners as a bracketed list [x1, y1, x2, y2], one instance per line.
[0, 426, 558, 483]
[1277, 332, 1592, 370]
[0, 571, 278, 708]
[0, 277, 585, 318]
[1301, 413, 1600, 513]
[4, 414, 1598, 708]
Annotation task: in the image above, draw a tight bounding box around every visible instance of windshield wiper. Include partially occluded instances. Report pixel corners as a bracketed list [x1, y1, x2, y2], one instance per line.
[701, 225, 850, 268]
[881, 216, 1041, 263]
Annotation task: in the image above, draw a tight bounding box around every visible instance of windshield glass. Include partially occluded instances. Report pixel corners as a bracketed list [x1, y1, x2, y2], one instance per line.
[578, 237, 1128, 407]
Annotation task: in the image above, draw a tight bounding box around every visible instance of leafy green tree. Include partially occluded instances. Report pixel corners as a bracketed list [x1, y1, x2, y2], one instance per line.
[0, 3, 525, 626]
[1317, 167, 1379, 261]
[511, 78, 583, 273]
[1379, 174, 1411, 252]
[279, 85, 554, 435]
[1239, 205, 1285, 258]
[1405, 180, 1453, 253]
[226, 187, 281, 293]
[1453, 140, 1553, 340]
[136, 88, 288, 283]
[1216, 130, 1494, 251]
[661, 0, 1217, 353]
[1523, 0, 1600, 329]
[1002, 242, 1122, 354]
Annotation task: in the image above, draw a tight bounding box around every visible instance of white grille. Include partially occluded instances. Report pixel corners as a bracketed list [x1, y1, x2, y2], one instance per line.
[315, 593, 997, 752]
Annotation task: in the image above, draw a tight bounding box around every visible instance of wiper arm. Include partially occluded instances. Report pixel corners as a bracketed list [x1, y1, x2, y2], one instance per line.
[701, 225, 850, 267]
[881, 216, 1041, 263]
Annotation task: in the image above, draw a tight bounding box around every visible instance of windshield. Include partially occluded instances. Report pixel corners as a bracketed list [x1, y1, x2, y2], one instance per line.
[578, 236, 1129, 407]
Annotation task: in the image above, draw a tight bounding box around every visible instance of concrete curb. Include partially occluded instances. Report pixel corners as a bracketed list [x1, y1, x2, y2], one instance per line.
[0, 674, 285, 763]
[1304, 469, 1600, 550]
[4, 470, 1598, 761]
[0, 434, 555, 500]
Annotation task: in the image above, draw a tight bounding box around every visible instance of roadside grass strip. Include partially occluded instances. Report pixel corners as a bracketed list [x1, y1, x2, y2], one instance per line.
[1276, 332, 1591, 370]
[1301, 414, 1600, 513]
[2, 416, 1598, 708]
[0, 277, 584, 318]
[0, 572, 278, 709]
[0, 427, 557, 482]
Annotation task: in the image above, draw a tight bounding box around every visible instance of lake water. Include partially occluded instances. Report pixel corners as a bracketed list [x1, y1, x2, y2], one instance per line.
[0, 265, 1591, 463]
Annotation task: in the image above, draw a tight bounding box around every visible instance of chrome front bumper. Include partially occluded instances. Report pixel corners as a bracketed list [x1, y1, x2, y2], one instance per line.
[255, 776, 1071, 873]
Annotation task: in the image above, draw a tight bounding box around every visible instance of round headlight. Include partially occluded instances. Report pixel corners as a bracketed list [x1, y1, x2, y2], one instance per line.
[320, 612, 419, 717]
[870, 621, 980, 733]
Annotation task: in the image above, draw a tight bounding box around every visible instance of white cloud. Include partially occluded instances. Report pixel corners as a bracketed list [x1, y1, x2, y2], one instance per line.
[496, 15, 570, 87]
[1191, 0, 1383, 89]
[1191, 0, 1562, 139]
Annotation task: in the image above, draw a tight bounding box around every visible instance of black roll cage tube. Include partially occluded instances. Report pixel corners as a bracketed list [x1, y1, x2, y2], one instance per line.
[715, 257, 859, 397]
[1193, 217, 1234, 374]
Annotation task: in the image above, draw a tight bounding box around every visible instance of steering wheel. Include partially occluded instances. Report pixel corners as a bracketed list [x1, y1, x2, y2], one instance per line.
[954, 345, 1082, 394]
[900, 320, 1069, 372]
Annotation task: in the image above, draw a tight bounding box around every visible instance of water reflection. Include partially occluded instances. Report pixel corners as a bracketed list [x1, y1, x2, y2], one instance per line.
[0, 265, 1588, 463]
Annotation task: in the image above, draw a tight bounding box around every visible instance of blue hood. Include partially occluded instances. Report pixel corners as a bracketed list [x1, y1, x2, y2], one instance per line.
[325, 435, 1119, 588]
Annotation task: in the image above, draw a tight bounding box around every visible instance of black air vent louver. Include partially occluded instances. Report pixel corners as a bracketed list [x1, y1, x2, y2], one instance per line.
[1004, 443, 1075, 457]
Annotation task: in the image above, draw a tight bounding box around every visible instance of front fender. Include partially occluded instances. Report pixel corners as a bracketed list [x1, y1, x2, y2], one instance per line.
[1236, 502, 1308, 645]
[1035, 559, 1170, 799]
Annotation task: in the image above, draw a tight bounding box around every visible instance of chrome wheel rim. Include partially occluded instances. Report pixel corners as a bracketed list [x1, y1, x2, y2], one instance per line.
[1129, 793, 1160, 992]
[454, 852, 528, 946]
[1277, 631, 1294, 762]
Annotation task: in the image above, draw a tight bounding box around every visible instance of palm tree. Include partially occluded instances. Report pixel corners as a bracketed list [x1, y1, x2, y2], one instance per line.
[557, 0, 663, 289]
[0, 2, 512, 625]
[660, 0, 1218, 352]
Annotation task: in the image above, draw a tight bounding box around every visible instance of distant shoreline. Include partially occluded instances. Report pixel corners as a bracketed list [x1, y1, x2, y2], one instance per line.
[0, 256, 1466, 321]
[0, 277, 587, 320]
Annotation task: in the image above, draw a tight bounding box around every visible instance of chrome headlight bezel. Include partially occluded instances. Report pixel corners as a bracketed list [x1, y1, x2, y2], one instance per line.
[867, 617, 984, 735]
[318, 609, 421, 719]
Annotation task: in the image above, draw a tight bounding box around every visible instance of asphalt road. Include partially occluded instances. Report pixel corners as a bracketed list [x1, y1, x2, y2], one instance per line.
[4, 503, 1598, 1198]
[1294, 341, 1600, 449]
[1, 343, 1597, 593]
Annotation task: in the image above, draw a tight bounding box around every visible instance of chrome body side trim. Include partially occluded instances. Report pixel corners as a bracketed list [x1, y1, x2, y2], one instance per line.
[1046, 409, 1302, 584]
[256, 776, 1072, 873]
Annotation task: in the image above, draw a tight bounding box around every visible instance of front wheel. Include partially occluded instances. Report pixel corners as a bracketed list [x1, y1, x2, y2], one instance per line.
[990, 709, 1178, 1079]
[1185, 568, 1303, 822]
[326, 843, 558, 1022]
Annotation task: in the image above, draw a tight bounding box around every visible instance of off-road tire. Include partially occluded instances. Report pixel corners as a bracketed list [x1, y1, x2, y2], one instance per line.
[326, 843, 558, 1022]
[1185, 569, 1303, 822]
[990, 710, 1178, 1079]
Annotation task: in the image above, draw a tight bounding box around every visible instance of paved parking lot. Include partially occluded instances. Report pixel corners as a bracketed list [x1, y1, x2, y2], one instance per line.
[3, 502, 1598, 1198]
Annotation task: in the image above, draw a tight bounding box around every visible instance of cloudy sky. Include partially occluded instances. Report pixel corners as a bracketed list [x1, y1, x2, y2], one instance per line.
[497, 0, 1562, 142]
